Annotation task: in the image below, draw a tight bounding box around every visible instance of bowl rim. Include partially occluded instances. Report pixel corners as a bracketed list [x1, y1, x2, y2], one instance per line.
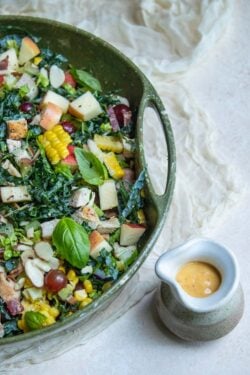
[0, 15, 176, 346]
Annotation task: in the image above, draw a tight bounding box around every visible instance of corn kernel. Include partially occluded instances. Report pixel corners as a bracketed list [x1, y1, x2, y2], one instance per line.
[137, 209, 146, 224]
[104, 152, 124, 179]
[59, 266, 66, 273]
[24, 277, 33, 288]
[67, 270, 76, 281]
[18, 319, 28, 332]
[35, 301, 50, 312]
[39, 125, 72, 165]
[67, 270, 79, 287]
[83, 280, 93, 294]
[79, 298, 92, 308]
[102, 282, 112, 292]
[74, 289, 87, 302]
[94, 134, 123, 153]
[44, 131, 57, 141]
[34, 57, 42, 65]
[44, 315, 56, 326]
[49, 307, 60, 318]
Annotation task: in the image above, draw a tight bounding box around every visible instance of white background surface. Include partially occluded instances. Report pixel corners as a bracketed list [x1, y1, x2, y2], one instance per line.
[17, 1, 250, 374]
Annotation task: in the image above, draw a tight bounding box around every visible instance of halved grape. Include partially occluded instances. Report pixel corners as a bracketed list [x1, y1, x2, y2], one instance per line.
[44, 270, 67, 293]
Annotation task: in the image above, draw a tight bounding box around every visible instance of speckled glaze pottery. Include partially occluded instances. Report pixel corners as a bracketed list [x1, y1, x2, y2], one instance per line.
[0, 16, 176, 350]
[155, 238, 244, 341]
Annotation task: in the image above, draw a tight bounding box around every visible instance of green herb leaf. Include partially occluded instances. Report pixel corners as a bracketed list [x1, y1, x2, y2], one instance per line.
[71, 68, 102, 92]
[120, 170, 146, 221]
[24, 311, 46, 331]
[18, 84, 29, 98]
[54, 163, 73, 180]
[52, 217, 90, 268]
[74, 148, 106, 186]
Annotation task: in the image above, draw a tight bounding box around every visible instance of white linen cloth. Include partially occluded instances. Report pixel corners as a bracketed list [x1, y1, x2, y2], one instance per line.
[0, 0, 241, 370]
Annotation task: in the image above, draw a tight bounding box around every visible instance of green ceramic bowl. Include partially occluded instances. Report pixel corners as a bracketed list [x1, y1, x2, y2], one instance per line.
[0, 16, 175, 348]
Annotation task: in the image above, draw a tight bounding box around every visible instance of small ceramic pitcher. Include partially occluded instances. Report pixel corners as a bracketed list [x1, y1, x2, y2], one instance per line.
[155, 238, 244, 341]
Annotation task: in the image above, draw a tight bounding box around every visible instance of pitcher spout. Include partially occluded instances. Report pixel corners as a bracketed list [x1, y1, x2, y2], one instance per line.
[155, 238, 240, 313]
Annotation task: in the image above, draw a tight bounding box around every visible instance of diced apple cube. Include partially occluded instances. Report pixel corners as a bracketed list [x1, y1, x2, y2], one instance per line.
[89, 230, 112, 259]
[7, 118, 28, 140]
[0, 186, 31, 203]
[120, 223, 146, 246]
[18, 37, 40, 65]
[69, 91, 103, 121]
[98, 180, 118, 211]
[41, 90, 69, 113]
[40, 102, 63, 130]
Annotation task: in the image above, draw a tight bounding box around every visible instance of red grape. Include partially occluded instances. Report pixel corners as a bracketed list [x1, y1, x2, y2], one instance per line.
[44, 270, 67, 293]
[61, 121, 76, 134]
[113, 104, 131, 127]
[20, 102, 33, 113]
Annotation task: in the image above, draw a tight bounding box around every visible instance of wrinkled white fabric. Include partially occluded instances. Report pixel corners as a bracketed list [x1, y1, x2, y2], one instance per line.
[0, 0, 241, 369]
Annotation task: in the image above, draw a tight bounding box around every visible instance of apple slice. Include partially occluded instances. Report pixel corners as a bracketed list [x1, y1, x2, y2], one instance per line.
[40, 102, 63, 130]
[69, 91, 103, 121]
[89, 230, 112, 259]
[98, 179, 118, 211]
[18, 37, 40, 65]
[41, 90, 69, 113]
[120, 223, 146, 246]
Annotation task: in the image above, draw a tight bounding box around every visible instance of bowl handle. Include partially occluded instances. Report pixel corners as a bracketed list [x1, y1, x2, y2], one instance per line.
[137, 83, 176, 217]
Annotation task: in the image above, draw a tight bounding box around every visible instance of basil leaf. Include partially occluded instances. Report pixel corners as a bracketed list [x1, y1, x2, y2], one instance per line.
[74, 147, 106, 186]
[52, 217, 90, 268]
[24, 311, 46, 331]
[71, 68, 102, 92]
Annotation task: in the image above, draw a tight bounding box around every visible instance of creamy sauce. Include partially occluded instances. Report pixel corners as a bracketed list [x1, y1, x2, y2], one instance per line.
[176, 261, 221, 298]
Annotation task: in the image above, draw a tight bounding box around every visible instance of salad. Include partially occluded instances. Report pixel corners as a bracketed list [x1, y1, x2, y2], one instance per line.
[0, 34, 146, 337]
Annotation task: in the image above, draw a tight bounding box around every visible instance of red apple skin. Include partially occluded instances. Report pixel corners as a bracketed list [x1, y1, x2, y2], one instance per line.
[67, 145, 75, 155]
[125, 223, 145, 229]
[64, 72, 76, 88]
[62, 146, 77, 170]
[0, 75, 4, 86]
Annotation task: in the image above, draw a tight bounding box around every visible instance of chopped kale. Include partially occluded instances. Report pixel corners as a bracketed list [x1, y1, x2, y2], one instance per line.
[117, 170, 145, 222]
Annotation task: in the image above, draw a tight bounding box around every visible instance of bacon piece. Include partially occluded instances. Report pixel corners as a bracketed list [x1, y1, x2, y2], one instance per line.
[0, 272, 22, 316]
[6, 299, 23, 316]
